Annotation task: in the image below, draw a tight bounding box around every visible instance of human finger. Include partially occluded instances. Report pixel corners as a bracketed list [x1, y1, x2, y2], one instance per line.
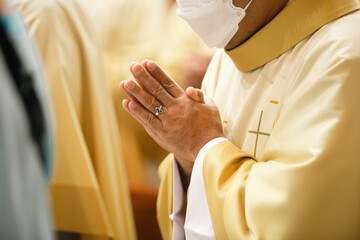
[131, 63, 174, 105]
[119, 80, 141, 104]
[122, 79, 166, 118]
[144, 60, 184, 98]
[122, 99, 163, 141]
[123, 99, 162, 131]
[185, 87, 205, 104]
[141, 59, 149, 67]
[204, 95, 218, 108]
[122, 99, 156, 131]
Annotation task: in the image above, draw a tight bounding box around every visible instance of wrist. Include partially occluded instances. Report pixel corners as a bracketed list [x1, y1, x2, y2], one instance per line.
[174, 155, 193, 191]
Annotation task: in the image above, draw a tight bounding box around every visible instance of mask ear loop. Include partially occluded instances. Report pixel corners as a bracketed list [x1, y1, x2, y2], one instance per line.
[229, 0, 253, 12]
[244, 0, 253, 11]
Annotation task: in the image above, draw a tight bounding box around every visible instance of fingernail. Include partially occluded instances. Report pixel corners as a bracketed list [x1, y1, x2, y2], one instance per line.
[119, 80, 126, 88]
[147, 61, 156, 71]
[125, 80, 135, 89]
[130, 62, 136, 68]
[187, 86, 194, 93]
[132, 63, 143, 74]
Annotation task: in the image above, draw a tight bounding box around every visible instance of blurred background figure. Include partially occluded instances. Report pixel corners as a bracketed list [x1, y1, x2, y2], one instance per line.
[3, 0, 213, 238]
[81, 0, 212, 186]
[77, 0, 213, 237]
[12, 0, 136, 239]
[0, 0, 54, 239]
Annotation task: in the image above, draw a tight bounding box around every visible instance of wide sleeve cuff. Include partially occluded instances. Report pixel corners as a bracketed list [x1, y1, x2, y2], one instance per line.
[170, 157, 186, 240]
[171, 137, 227, 240]
[183, 137, 227, 239]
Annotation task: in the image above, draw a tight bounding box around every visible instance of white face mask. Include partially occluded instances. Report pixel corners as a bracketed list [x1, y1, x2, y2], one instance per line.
[176, 0, 253, 48]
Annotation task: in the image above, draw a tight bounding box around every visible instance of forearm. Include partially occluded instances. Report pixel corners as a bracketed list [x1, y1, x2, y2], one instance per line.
[174, 137, 228, 191]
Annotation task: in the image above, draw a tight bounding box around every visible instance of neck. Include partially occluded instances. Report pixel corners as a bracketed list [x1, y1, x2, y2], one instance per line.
[225, 0, 360, 72]
[225, 0, 289, 50]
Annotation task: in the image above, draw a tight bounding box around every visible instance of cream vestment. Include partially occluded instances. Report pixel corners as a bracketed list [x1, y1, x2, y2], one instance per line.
[157, 0, 360, 239]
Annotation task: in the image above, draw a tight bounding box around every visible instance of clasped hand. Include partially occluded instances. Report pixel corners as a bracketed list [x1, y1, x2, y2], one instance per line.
[120, 60, 224, 184]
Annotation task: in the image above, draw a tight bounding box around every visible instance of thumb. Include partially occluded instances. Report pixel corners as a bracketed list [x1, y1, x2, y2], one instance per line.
[186, 87, 205, 103]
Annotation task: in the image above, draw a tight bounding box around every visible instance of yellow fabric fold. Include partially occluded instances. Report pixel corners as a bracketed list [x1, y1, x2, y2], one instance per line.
[157, 154, 174, 240]
[203, 141, 256, 239]
[226, 0, 360, 72]
[13, 0, 136, 239]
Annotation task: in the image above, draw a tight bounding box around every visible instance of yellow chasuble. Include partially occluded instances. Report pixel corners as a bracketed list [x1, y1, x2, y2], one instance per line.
[158, 0, 360, 239]
[13, 0, 136, 239]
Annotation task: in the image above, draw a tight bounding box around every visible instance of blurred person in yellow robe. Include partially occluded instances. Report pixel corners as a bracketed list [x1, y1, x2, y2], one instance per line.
[79, 0, 213, 187]
[12, 0, 136, 239]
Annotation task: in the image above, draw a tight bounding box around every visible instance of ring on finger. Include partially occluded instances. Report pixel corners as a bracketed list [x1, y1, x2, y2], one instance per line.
[155, 105, 164, 116]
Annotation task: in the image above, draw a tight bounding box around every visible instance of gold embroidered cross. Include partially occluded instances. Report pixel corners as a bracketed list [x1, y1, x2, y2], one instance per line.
[248, 111, 270, 157]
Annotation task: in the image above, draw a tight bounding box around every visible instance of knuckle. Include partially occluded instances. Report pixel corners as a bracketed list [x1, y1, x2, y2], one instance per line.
[132, 87, 144, 97]
[163, 81, 176, 90]
[145, 96, 156, 109]
[146, 112, 155, 124]
[151, 85, 163, 96]
[130, 83, 139, 93]
[166, 107, 175, 117]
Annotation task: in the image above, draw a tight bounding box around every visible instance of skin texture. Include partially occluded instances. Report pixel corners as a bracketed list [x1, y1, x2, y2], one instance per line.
[226, 0, 289, 49]
[120, 61, 223, 184]
[120, 0, 289, 189]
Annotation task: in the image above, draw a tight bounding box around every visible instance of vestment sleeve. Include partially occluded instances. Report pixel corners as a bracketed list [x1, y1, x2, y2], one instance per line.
[14, 1, 136, 238]
[157, 154, 175, 240]
[157, 154, 189, 240]
[157, 138, 228, 240]
[203, 53, 360, 239]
